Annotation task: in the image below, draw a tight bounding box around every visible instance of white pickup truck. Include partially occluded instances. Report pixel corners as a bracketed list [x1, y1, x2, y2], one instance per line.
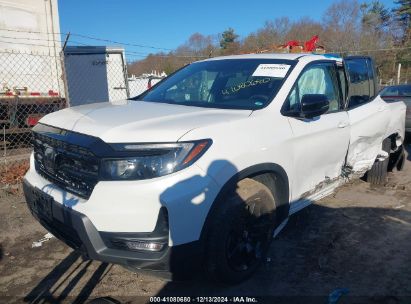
[23, 53, 406, 284]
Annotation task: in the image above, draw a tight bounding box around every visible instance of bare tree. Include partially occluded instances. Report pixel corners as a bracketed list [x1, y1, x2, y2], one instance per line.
[127, 0, 409, 84]
[322, 0, 362, 53]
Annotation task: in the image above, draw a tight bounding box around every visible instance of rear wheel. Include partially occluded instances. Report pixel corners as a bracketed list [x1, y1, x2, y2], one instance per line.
[204, 178, 276, 285]
[366, 138, 391, 185]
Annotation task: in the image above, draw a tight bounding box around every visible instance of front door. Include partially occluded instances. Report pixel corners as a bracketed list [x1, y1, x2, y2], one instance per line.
[282, 61, 350, 202]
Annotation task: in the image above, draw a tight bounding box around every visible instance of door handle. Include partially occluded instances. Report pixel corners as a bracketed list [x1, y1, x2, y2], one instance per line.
[338, 121, 349, 128]
[378, 105, 387, 112]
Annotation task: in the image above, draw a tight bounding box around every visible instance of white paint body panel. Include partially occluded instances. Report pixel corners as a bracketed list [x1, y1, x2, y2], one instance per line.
[40, 100, 252, 143]
[286, 111, 350, 200]
[25, 53, 406, 247]
[346, 96, 392, 172]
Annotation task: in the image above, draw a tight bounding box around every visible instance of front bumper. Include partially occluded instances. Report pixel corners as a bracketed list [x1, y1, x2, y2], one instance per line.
[24, 152, 219, 246]
[23, 180, 201, 279]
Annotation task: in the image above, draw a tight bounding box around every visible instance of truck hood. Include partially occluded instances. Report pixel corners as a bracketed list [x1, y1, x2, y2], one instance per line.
[40, 100, 252, 142]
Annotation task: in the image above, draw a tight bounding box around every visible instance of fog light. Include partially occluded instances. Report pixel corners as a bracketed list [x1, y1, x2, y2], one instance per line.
[124, 240, 165, 252]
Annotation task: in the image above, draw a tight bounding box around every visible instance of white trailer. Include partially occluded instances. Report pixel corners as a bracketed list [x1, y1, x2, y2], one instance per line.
[0, 0, 62, 96]
[64, 46, 129, 106]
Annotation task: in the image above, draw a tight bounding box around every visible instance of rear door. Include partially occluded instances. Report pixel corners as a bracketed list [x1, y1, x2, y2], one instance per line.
[344, 57, 390, 172]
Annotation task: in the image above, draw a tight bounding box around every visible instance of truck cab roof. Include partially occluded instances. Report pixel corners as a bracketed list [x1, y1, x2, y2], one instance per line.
[202, 52, 342, 63]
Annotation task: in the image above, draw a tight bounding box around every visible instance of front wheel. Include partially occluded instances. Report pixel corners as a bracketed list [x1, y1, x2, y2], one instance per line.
[204, 178, 276, 285]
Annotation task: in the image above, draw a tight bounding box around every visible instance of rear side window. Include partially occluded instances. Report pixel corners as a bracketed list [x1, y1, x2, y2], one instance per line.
[345, 58, 375, 108]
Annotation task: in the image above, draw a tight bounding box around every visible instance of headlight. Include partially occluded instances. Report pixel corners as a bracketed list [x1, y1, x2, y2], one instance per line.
[100, 140, 211, 180]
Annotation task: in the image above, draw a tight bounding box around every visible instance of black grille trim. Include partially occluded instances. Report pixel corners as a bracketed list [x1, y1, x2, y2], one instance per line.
[33, 131, 100, 199]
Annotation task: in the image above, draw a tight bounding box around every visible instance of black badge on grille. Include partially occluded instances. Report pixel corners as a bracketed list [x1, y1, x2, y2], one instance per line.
[43, 146, 57, 173]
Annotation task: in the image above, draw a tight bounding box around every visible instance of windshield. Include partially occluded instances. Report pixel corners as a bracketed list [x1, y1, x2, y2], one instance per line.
[133, 59, 296, 110]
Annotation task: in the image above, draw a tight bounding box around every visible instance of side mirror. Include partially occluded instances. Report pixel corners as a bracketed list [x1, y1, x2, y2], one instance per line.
[301, 94, 329, 119]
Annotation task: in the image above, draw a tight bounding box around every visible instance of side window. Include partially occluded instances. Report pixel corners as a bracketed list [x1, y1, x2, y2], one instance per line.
[345, 59, 371, 108]
[337, 66, 348, 107]
[283, 63, 342, 114]
[366, 58, 376, 97]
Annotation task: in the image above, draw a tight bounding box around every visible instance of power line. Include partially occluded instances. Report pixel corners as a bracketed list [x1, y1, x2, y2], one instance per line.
[0, 35, 89, 46]
[0, 39, 56, 48]
[0, 35, 209, 58]
[1, 28, 410, 57]
[0, 27, 173, 51]
[0, 28, 204, 56]
[125, 51, 208, 58]
[0, 36, 160, 55]
[0, 38, 88, 48]
[0, 39, 207, 59]
[69, 32, 173, 51]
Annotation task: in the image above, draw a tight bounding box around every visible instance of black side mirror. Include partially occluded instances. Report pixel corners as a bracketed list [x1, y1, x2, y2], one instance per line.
[301, 94, 330, 119]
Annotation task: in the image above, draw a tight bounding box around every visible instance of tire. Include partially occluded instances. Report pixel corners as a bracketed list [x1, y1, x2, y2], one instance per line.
[396, 148, 405, 171]
[204, 178, 276, 285]
[366, 138, 391, 185]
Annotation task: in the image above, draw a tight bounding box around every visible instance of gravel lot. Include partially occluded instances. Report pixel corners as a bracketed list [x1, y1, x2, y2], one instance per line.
[1, 144, 411, 304]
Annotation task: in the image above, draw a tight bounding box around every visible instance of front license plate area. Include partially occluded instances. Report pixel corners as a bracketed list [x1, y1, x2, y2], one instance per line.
[28, 188, 53, 221]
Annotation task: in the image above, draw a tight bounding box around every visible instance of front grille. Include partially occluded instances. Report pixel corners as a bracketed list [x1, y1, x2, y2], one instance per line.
[33, 132, 99, 198]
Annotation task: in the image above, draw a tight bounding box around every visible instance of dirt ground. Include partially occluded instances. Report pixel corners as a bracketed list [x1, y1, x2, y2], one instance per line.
[1, 144, 411, 304]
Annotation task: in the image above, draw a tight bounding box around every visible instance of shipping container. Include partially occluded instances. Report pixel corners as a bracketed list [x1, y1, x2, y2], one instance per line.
[64, 46, 129, 106]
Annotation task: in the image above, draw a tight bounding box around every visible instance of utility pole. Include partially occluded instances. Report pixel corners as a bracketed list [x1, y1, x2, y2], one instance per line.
[60, 32, 71, 106]
[397, 63, 401, 84]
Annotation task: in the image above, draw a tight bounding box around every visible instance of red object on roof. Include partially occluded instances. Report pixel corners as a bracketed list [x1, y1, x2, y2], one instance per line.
[284, 40, 300, 48]
[281, 35, 321, 52]
[304, 35, 319, 52]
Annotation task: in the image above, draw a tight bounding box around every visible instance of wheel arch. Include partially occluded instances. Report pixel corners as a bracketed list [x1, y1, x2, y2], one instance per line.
[200, 163, 290, 241]
[387, 132, 402, 150]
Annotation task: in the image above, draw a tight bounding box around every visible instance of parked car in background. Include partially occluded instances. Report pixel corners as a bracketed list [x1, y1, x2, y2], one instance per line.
[23, 53, 406, 284]
[380, 84, 411, 133]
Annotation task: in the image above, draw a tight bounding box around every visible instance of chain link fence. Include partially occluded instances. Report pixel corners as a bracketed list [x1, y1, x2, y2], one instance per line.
[0, 50, 66, 186]
[0, 48, 160, 186]
[379, 63, 410, 87]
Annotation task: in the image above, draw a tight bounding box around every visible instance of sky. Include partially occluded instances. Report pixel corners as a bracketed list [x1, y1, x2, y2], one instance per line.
[58, 0, 396, 60]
